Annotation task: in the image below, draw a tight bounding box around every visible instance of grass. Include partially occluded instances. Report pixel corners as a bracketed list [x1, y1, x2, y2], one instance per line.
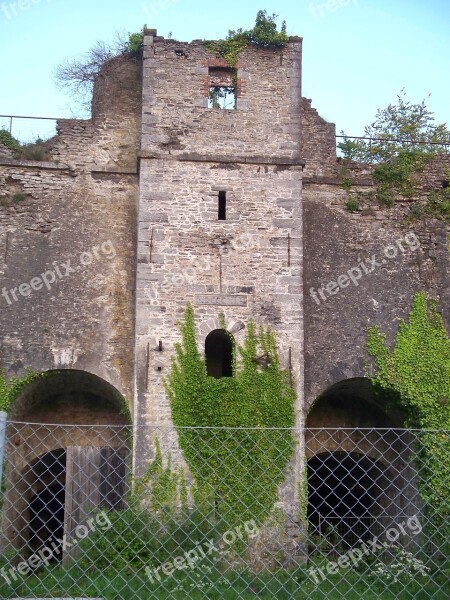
[0, 559, 448, 599]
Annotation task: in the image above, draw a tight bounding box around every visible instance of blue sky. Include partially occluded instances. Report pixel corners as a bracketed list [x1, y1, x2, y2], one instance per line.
[0, 0, 449, 140]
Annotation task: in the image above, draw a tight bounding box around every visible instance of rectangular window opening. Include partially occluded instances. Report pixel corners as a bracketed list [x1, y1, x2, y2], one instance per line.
[218, 191, 227, 220]
[208, 67, 237, 110]
[208, 86, 236, 110]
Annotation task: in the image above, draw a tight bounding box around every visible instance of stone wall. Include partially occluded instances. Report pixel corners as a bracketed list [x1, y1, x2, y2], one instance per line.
[0, 55, 142, 408]
[302, 175, 449, 408]
[135, 33, 304, 475]
[141, 33, 302, 163]
[0, 31, 448, 436]
[301, 98, 337, 178]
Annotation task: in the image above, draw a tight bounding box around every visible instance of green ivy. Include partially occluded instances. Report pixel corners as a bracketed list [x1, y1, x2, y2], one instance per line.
[368, 292, 450, 548]
[203, 10, 288, 71]
[0, 368, 46, 413]
[132, 437, 187, 520]
[165, 304, 296, 526]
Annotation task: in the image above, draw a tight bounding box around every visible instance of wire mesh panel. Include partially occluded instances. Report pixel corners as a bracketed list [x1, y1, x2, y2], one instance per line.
[0, 424, 448, 599]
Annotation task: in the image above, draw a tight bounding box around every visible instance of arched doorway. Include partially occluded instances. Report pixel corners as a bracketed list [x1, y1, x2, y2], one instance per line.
[305, 378, 419, 552]
[2, 370, 131, 560]
[205, 329, 234, 378]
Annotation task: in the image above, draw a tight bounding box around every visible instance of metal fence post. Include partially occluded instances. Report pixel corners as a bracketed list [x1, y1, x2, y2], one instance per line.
[0, 411, 7, 489]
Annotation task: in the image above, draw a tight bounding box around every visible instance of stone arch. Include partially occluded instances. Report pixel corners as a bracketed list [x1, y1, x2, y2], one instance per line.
[197, 315, 246, 351]
[1, 370, 130, 558]
[305, 378, 422, 549]
[9, 369, 130, 426]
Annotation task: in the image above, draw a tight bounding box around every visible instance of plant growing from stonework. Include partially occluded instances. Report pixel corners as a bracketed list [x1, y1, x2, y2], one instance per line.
[368, 292, 450, 550]
[203, 10, 288, 70]
[165, 304, 296, 526]
[0, 368, 45, 412]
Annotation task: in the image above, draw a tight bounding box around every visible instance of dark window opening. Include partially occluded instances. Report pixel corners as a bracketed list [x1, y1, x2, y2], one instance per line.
[205, 329, 233, 378]
[218, 191, 227, 220]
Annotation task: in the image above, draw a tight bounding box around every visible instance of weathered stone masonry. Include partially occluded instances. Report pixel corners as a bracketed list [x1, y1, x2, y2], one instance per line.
[0, 29, 448, 434]
[135, 33, 304, 469]
[0, 29, 449, 541]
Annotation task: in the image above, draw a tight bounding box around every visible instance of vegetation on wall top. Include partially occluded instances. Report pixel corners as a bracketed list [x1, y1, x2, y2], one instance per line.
[203, 10, 288, 69]
[54, 30, 144, 113]
[0, 129, 50, 162]
[338, 91, 450, 222]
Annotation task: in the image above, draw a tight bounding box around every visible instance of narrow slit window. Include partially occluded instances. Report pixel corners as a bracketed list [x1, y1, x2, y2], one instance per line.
[218, 191, 226, 220]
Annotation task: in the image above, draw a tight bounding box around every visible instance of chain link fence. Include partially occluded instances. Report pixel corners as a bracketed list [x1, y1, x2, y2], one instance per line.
[0, 424, 448, 599]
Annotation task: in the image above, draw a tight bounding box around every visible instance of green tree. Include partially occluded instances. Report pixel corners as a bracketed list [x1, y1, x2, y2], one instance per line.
[339, 89, 450, 163]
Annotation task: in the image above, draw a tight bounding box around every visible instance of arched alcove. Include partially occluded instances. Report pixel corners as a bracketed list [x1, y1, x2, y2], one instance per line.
[9, 369, 130, 425]
[306, 377, 399, 430]
[305, 378, 421, 552]
[2, 370, 131, 560]
[205, 329, 233, 378]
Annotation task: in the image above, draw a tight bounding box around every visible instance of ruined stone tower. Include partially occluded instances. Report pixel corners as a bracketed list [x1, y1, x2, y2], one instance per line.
[134, 30, 305, 467]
